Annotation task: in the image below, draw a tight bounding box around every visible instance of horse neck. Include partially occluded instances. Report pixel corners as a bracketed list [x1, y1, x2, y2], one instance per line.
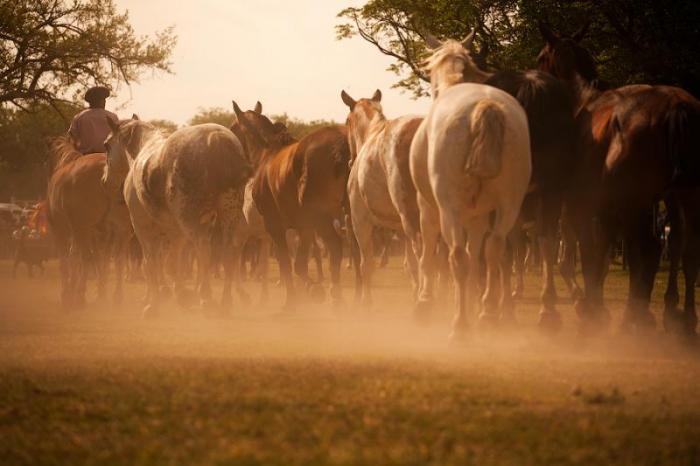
[431, 58, 492, 98]
[568, 74, 602, 116]
[352, 111, 386, 155]
[252, 138, 295, 168]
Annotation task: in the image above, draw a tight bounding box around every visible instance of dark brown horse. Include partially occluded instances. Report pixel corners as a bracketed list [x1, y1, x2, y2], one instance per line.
[537, 24, 700, 335]
[230, 101, 352, 309]
[46, 136, 132, 309]
[463, 39, 578, 330]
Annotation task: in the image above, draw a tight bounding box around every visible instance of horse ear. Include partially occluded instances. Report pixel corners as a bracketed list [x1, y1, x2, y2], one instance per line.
[572, 21, 590, 42]
[341, 90, 356, 110]
[232, 100, 244, 118]
[131, 113, 139, 120]
[254, 101, 262, 114]
[423, 31, 442, 50]
[106, 116, 119, 133]
[461, 28, 476, 49]
[371, 89, 382, 102]
[538, 21, 559, 45]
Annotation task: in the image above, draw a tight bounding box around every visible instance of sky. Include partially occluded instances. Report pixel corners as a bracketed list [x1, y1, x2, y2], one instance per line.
[112, 0, 430, 125]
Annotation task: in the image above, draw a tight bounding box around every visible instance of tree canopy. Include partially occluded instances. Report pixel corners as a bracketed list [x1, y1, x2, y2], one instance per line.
[188, 107, 338, 140]
[0, 0, 176, 110]
[336, 0, 700, 98]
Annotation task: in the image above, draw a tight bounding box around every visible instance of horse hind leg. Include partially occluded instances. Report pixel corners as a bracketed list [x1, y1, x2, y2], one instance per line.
[621, 209, 660, 333]
[316, 219, 344, 307]
[663, 197, 682, 327]
[679, 191, 700, 335]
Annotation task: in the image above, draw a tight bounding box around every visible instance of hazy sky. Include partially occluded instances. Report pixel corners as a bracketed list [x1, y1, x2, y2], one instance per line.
[112, 0, 430, 125]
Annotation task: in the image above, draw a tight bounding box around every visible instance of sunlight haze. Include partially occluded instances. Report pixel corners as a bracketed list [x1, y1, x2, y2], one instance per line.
[111, 0, 430, 125]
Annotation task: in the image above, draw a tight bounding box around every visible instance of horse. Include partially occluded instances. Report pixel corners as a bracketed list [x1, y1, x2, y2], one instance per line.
[340, 89, 422, 306]
[104, 117, 252, 317]
[410, 35, 531, 341]
[537, 23, 700, 335]
[46, 136, 132, 309]
[454, 29, 578, 330]
[230, 101, 352, 309]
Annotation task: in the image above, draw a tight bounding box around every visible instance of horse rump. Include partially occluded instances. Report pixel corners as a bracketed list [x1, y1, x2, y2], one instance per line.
[667, 97, 700, 187]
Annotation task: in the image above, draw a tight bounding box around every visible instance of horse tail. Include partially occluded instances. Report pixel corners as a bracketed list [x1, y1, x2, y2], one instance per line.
[465, 99, 506, 178]
[667, 98, 700, 187]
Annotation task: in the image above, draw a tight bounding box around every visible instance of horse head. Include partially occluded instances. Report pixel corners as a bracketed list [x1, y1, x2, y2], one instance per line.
[230, 100, 294, 167]
[103, 114, 153, 188]
[340, 89, 383, 163]
[536, 21, 597, 83]
[421, 29, 489, 99]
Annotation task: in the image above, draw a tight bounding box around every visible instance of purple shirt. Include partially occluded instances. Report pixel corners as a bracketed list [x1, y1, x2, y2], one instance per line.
[68, 108, 119, 154]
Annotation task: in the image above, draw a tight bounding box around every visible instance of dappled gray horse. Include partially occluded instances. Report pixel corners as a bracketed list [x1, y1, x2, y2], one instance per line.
[105, 117, 252, 317]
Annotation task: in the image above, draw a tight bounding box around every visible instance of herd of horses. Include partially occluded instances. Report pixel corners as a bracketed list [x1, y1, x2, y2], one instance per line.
[44, 24, 700, 340]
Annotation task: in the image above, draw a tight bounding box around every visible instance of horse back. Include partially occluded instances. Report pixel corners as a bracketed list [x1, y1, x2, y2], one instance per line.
[486, 70, 576, 191]
[254, 125, 350, 228]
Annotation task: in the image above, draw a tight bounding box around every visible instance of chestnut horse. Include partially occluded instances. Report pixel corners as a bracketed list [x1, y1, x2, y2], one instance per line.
[46, 136, 132, 309]
[447, 29, 578, 330]
[230, 101, 351, 309]
[537, 24, 700, 335]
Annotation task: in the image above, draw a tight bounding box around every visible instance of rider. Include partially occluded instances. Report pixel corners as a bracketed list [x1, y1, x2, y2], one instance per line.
[68, 86, 119, 154]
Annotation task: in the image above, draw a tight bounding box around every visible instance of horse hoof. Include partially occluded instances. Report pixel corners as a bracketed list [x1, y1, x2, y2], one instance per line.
[142, 305, 158, 319]
[538, 310, 562, 333]
[477, 311, 499, 329]
[413, 300, 432, 323]
[308, 284, 325, 303]
[448, 319, 469, 346]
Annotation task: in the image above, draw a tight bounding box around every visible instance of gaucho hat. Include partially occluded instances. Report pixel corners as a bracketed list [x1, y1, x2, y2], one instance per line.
[84, 86, 110, 103]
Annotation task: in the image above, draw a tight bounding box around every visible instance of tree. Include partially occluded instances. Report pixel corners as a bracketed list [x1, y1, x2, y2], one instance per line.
[269, 113, 338, 140]
[188, 108, 338, 140]
[336, 0, 700, 97]
[148, 119, 178, 135]
[188, 107, 234, 127]
[0, 101, 81, 198]
[0, 0, 176, 111]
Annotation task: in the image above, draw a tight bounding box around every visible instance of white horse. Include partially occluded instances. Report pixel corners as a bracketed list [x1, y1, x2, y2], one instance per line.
[410, 34, 531, 340]
[104, 117, 252, 317]
[340, 89, 423, 306]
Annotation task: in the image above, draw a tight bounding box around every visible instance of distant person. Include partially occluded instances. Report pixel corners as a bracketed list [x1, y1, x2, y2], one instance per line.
[68, 86, 119, 154]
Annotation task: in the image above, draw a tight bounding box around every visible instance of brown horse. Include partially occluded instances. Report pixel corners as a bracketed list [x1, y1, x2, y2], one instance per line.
[46, 136, 132, 309]
[230, 101, 351, 309]
[537, 23, 700, 335]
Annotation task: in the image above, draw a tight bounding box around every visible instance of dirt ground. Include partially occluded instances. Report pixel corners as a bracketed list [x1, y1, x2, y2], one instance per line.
[1, 258, 699, 465]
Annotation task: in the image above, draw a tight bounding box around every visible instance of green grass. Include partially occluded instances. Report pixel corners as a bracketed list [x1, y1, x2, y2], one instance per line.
[1, 259, 699, 465]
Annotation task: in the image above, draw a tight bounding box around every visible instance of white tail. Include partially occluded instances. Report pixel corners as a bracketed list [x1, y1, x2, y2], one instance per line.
[464, 100, 505, 179]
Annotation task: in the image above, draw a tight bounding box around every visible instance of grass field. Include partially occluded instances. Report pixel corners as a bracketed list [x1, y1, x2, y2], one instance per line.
[1, 258, 699, 465]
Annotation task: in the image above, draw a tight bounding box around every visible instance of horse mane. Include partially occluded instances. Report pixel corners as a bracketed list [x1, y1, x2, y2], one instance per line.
[423, 39, 491, 95]
[47, 135, 82, 174]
